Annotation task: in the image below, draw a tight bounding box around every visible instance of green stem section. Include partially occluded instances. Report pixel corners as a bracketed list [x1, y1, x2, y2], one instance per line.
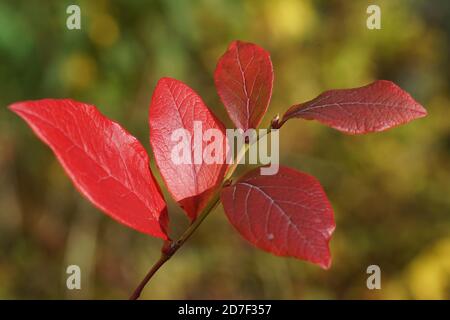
[129, 127, 272, 300]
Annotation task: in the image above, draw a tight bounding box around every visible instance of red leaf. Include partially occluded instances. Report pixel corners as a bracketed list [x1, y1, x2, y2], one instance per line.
[279, 80, 427, 134]
[221, 166, 335, 269]
[214, 40, 274, 130]
[149, 77, 228, 220]
[9, 99, 168, 240]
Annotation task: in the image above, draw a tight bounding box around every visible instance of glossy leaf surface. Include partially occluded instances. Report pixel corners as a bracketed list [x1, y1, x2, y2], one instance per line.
[280, 80, 427, 134]
[10, 99, 168, 239]
[214, 40, 274, 130]
[221, 166, 335, 269]
[149, 77, 227, 220]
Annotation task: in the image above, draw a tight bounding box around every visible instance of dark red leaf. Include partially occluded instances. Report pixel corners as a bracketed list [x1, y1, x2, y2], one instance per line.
[279, 80, 427, 134]
[149, 77, 228, 220]
[9, 99, 168, 239]
[221, 166, 335, 269]
[214, 40, 274, 130]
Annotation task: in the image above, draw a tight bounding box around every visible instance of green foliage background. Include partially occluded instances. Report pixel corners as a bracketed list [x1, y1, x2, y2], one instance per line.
[0, 0, 449, 299]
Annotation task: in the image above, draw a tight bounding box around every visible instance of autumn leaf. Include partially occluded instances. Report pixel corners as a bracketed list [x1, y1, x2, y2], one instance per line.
[149, 77, 228, 220]
[10, 99, 169, 239]
[221, 166, 335, 269]
[215, 40, 274, 130]
[279, 80, 427, 134]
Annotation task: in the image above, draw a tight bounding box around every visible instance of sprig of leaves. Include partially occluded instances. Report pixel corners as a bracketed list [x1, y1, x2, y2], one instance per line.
[9, 40, 427, 298]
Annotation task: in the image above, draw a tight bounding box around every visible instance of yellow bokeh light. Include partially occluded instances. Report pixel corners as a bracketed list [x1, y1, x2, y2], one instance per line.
[60, 53, 97, 90]
[88, 13, 120, 47]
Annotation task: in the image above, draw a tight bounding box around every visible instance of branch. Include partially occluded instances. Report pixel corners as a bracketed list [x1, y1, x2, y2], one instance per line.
[129, 191, 221, 300]
[129, 123, 274, 299]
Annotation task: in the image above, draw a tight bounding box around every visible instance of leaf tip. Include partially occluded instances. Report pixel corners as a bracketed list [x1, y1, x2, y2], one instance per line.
[319, 255, 332, 270]
[417, 104, 428, 117]
[8, 101, 25, 114]
[317, 217, 335, 270]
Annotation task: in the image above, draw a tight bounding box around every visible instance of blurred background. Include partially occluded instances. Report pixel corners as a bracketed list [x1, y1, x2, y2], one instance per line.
[0, 0, 449, 299]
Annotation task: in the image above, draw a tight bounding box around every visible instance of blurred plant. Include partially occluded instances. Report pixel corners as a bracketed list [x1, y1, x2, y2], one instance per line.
[8, 40, 427, 299]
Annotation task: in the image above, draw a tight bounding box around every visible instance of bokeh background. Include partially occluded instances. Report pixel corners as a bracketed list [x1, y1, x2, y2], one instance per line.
[0, 0, 449, 299]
